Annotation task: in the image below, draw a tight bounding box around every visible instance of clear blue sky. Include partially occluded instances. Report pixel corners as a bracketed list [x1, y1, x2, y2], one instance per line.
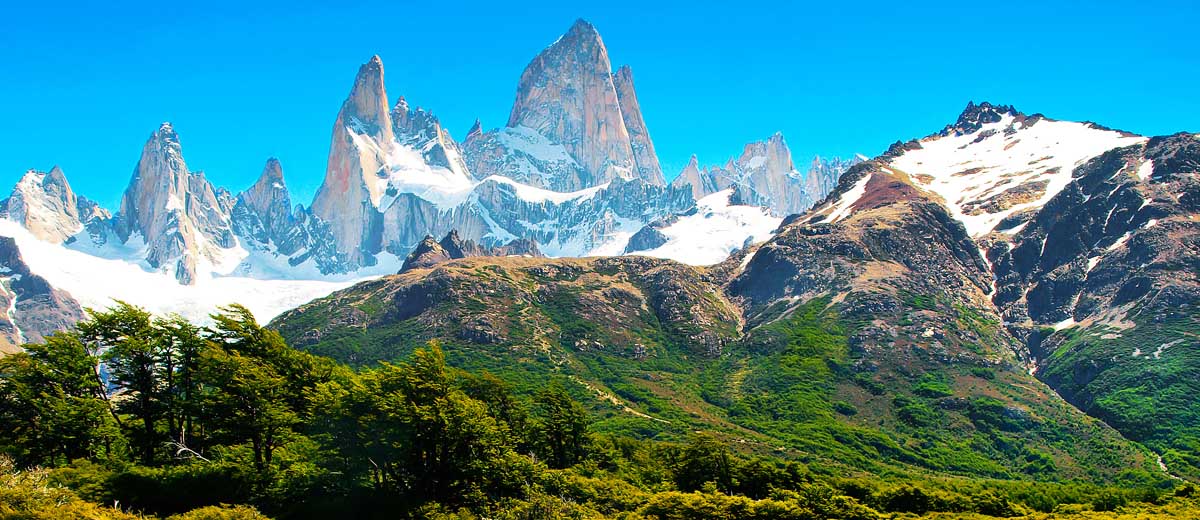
[2, 0, 1196, 208]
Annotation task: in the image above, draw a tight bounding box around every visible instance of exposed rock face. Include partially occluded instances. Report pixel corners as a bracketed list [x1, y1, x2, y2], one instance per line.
[989, 133, 1200, 328]
[399, 229, 545, 272]
[943, 101, 1020, 136]
[729, 162, 993, 324]
[669, 134, 861, 216]
[468, 19, 663, 191]
[115, 123, 238, 284]
[0, 167, 94, 244]
[311, 56, 393, 266]
[623, 217, 675, 253]
[0, 237, 83, 354]
[234, 159, 293, 249]
[612, 66, 664, 185]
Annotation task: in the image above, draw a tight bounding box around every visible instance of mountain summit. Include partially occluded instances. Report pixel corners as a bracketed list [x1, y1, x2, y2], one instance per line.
[468, 19, 665, 191]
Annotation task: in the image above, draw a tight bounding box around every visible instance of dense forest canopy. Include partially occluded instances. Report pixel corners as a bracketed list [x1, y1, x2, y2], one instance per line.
[0, 303, 1196, 519]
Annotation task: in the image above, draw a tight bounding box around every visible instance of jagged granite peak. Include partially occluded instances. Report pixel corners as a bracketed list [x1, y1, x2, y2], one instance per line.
[311, 55, 396, 266]
[497, 18, 647, 190]
[232, 158, 295, 250]
[612, 65, 665, 185]
[1, 166, 82, 243]
[390, 96, 472, 178]
[240, 158, 290, 220]
[0, 236, 83, 354]
[343, 55, 394, 143]
[116, 123, 238, 285]
[670, 133, 860, 216]
[670, 155, 719, 201]
[805, 155, 860, 208]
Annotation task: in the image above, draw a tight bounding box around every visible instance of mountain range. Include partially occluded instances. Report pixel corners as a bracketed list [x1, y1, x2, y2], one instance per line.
[0, 19, 856, 327]
[273, 100, 1200, 480]
[0, 18, 1197, 483]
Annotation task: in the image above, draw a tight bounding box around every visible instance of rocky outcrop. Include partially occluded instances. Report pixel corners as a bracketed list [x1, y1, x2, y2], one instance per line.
[399, 229, 545, 272]
[399, 235, 453, 272]
[942, 101, 1020, 136]
[670, 134, 861, 216]
[623, 217, 675, 254]
[0, 237, 83, 354]
[115, 123, 238, 284]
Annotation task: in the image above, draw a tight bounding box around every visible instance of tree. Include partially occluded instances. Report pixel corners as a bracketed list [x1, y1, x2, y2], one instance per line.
[344, 343, 528, 505]
[197, 346, 297, 474]
[79, 303, 167, 465]
[196, 306, 317, 475]
[674, 433, 734, 493]
[154, 315, 207, 455]
[531, 381, 590, 469]
[0, 333, 120, 465]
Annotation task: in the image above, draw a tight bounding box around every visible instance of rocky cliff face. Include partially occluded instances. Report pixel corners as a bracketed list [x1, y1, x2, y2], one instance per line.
[612, 65, 665, 186]
[466, 19, 664, 191]
[669, 133, 861, 216]
[988, 135, 1199, 328]
[0, 236, 83, 354]
[311, 56, 393, 266]
[115, 123, 239, 284]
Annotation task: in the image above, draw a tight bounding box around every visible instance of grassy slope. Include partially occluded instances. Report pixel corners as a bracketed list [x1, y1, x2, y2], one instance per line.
[1037, 306, 1200, 479]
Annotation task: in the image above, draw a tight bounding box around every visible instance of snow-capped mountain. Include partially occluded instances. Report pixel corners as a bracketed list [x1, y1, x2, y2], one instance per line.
[802, 101, 1190, 332]
[0, 19, 836, 325]
[887, 102, 1146, 237]
[670, 133, 863, 217]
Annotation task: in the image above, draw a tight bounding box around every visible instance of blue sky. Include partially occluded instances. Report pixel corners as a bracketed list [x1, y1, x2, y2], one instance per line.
[2, 0, 1196, 208]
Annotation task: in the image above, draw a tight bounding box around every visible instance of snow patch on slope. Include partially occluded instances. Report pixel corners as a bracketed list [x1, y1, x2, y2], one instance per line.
[479, 176, 608, 204]
[636, 190, 782, 265]
[825, 174, 872, 223]
[0, 219, 374, 322]
[889, 115, 1146, 236]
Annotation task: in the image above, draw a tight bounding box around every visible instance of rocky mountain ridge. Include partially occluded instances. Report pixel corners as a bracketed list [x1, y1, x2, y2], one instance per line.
[272, 100, 1200, 479]
[670, 133, 862, 216]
